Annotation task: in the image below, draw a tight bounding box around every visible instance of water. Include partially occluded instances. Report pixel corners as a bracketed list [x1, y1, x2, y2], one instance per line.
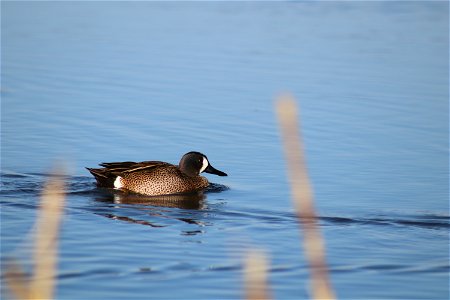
[1, 2, 449, 299]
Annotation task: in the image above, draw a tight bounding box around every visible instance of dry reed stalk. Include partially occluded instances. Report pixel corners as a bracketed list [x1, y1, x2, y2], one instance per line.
[244, 250, 271, 300]
[276, 94, 336, 300]
[4, 261, 30, 300]
[4, 168, 66, 300]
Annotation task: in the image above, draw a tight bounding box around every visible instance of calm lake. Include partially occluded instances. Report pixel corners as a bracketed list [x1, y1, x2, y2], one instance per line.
[1, 2, 449, 299]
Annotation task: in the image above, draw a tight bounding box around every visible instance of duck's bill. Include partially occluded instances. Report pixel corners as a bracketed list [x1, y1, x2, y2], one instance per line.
[204, 164, 228, 176]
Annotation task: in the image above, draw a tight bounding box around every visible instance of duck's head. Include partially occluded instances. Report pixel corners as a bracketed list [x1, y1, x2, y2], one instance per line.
[179, 151, 228, 177]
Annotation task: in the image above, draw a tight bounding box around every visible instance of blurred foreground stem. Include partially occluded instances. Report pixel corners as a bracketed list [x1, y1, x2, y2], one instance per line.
[276, 94, 336, 300]
[5, 167, 66, 300]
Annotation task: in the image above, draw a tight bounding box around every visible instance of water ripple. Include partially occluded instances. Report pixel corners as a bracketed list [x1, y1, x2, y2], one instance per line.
[1, 173, 448, 233]
[321, 215, 450, 229]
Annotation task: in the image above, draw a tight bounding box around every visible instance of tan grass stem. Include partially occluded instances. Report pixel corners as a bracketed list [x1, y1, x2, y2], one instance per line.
[276, 94, 336, 300]
[244, 250, 271, 300]
[5, 167, 66, 300]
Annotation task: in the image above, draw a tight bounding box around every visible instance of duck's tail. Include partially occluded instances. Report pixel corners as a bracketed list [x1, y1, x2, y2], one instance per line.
[86, 167, 117, 188]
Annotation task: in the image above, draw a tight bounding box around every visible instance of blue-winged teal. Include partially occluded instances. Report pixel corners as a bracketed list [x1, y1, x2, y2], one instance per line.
[87, 151, 227, 196]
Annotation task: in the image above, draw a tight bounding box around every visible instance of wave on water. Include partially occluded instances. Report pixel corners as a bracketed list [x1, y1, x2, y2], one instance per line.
[320, 215, 450, 230]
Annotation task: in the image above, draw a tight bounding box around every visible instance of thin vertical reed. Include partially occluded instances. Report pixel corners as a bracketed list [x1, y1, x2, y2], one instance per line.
[276, 94, 336, 300]
[4, 262, 30, 300]
[4, 167, 66, 300]
[244, 250, 271, 300]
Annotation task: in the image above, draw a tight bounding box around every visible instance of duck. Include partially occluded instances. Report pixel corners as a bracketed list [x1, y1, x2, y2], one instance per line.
[86, 151, 227, 196]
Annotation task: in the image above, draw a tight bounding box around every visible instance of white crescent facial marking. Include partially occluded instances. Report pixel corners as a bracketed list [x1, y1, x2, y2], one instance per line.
[114, 176, 124, 189]
[199, 157, 209, 173]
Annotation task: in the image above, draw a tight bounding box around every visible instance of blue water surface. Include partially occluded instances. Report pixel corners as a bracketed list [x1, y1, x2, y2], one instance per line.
[1, 2, 449, 300]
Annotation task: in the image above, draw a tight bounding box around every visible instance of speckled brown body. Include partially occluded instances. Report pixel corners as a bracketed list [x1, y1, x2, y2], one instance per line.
[118, 165, 209, 196]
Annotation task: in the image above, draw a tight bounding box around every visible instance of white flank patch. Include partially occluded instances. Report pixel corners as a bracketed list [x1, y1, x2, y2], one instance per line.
[199, 157, 209, 173]
[114, 176, 124, 189]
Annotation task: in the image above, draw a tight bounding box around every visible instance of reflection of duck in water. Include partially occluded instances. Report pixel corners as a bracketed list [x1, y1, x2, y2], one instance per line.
[94, 183, 229, 210]
[94, 190, 209, 226]
[111, 190, 206, 209]
[86, 151, 227, 196]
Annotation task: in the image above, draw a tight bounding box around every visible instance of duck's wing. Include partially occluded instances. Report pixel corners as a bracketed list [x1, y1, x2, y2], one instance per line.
[99, 161, 172, 174]
[87, 161, 173, 187]
[99, 161, 138, 169]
